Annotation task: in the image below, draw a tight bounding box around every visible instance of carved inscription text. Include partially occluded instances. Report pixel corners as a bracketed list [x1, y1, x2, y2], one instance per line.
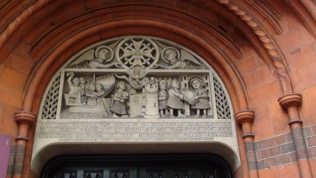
[39, 121, 233, 142]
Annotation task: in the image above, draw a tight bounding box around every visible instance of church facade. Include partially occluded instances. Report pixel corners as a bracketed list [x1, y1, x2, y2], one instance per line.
[0, 1, 316, 178]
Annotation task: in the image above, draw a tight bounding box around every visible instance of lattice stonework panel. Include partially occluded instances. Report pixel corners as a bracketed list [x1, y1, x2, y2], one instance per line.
[41, 74, 61, 119]
[213, 76, 231, 119]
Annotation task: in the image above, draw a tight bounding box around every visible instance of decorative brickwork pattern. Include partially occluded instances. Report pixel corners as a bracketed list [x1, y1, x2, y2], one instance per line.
[213, 76, 231, 119]
[254, 125, 316, 170]
[254, 133, 296, 170]
[303, 125, 316, 159]
[41, 74, 61, 119]
[6, 143, 15, 176]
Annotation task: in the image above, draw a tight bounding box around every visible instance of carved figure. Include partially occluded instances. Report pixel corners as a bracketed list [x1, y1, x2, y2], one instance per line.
[79, 77, 86, 90]
[66, 72, 84, 95]
[94, 83, 106, 97]
[189, 77, 210, 118]
[158, 79, 168, 117]
[167, 79, 185, 117]
[79, 82, 90, 105]
[89, 46, 117, 68]
[83, 83, 98, 105]
[86, 83, 97, 98]
[68, 46, 117, 69]
[110, 81, 129, 117]
[155, 47, 205, 69]
[130, 57, 146, 84]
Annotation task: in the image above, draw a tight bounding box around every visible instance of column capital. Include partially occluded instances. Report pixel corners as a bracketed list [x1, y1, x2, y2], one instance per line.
[278, 93, 302, 110]
[235, 110, 255, 125]
[14, 111, 36, 126]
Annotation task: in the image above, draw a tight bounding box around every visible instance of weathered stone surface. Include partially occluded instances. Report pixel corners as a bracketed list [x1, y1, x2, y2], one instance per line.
[38, 120, 233, 142]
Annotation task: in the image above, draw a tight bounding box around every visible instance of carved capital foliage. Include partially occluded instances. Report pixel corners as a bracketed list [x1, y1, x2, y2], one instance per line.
[234, 110, 255, 125]
[278, 93, 302, 110]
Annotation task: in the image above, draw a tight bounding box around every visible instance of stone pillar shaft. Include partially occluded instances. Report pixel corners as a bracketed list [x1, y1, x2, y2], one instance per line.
[235, 111, 259, 178]
[12, 111, 36, 178]
[278, 93, 312, 178]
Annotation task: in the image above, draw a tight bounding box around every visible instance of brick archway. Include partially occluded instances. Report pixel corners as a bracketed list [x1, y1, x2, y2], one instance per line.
[2, 1, 315, 178]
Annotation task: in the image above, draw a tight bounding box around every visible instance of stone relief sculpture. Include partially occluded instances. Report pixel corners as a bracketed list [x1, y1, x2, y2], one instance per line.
[60, 37, 214, 119]
[114, 38, 160, 89]
[158, 79, 168, 117]
[189, 77, 210, 118]
[167, 79, 186, 118]
[110, 81, 129, 118]
[66, 72, 84, 95]
[63, 73, 115, 118]
[154, 47, 207, 69]
[68, 45, 118, 69]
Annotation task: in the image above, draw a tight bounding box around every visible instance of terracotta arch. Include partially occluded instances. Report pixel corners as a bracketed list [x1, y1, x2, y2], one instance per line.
[20, 19, 250, 178]
[3, 1, 296, 178]
[9, 4, 264, 177]
[0, 0, 301, 95]
[0, 1, 314, 178]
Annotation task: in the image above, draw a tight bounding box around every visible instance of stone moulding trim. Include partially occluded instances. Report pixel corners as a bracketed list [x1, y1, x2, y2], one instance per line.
[216, 0, 292, 94]
[0, 0, 292, 95]
[0, 0, 50, 48]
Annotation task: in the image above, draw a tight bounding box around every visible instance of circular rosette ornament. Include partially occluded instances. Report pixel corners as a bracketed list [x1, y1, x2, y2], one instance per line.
[116, 37, 159, 69]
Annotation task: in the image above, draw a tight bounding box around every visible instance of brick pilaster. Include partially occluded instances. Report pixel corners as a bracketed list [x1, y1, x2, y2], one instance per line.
[235, 111, 259, 178]
[13, 111, 36, 178]
[279, 93, 313, 178]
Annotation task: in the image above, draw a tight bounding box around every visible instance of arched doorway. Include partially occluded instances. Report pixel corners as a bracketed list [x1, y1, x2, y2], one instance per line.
[41, 154, 232, 178]
[31, 36, 240, 177]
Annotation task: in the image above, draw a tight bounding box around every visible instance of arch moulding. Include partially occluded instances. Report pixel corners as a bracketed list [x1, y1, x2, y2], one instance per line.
[21, 21, 250, 177]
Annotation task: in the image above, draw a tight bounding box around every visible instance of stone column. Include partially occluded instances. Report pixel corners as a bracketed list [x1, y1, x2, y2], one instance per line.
[13, 111, 36, 178]
[235, 111, 259, 178]
[278, 93, 312, 178]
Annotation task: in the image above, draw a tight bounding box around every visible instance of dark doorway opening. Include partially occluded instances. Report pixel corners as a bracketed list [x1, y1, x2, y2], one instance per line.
[41, 154, 232, 178]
